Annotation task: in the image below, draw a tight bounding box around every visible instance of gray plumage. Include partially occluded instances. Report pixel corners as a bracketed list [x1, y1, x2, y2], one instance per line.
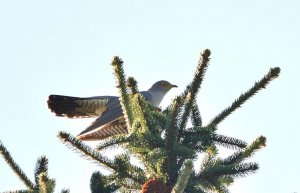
[48, 80, 177, 141]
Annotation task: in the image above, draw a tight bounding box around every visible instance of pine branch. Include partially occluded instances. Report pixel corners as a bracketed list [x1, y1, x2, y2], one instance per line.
[90, 171, 119, 193]
[138, 149, 167, 179]
[198, 182, 223, 193]
[178, 49, 211, 140]
[231, 163, 259, 178]
[113, 153, 146, 185]
[213, 184, 230, 193]
[181, 125, 215, 152]
[34, 156, 48, 188]
[58, 131, 116, 171]
[222, 136, 266, 165]
[101, 175, 138, 191]
[60, 189, 70, 193]
[90, 171, 106, 193]
[0, 140, 35, 190]
[96, 135, 130, 151]
[199, 180, 229, 193]
[126, 77, 151, 133]
[198, 162, 259, 181]
[37, 172, 55, 193]
[131, 93, 150, 133]
[191, 102, 202, 127]
[208, 67, 280, 127]
[219, 176, 234, 186]
[111, 56, 134, 132]
[217, 186, 230, 193]
[165, 97, 182, 150]
[127, 78, 152, 133]
[2, 191, 30, 193]
[172, 159, 194, 193]
[165, 97, 182, 185]
[147, 148, 167, 163]
[175, 145, 197, 160]
[183, 173, 208, 193]
[109, 174, 142, 190]
[212, 134, 247, 150]
[126, 132, 163, 156]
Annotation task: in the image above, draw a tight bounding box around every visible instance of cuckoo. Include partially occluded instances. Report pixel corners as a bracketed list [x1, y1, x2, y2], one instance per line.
[47, 80, 177, 141]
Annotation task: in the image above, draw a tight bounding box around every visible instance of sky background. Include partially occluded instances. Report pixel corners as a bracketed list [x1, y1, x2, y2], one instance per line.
[0, 0, 299, 192]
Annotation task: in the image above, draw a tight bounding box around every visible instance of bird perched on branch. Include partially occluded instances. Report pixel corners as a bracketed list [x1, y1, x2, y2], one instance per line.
[48, 80, 177, 141]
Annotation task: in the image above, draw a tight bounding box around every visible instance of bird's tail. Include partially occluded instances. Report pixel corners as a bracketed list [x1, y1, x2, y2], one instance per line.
[47, 95, 108, 118]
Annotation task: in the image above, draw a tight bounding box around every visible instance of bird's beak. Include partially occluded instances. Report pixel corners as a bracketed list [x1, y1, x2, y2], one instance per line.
[172, 84, 178, 88]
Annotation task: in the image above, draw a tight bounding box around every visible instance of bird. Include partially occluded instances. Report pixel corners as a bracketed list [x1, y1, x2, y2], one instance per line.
[47, 80, 177, 141]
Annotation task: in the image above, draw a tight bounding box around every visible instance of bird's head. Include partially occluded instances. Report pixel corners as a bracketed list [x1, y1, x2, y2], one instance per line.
[149, 80, 177, 93]
[146, 80, 177, 107]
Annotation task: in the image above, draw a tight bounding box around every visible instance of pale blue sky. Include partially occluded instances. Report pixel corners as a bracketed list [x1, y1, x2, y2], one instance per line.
[0, 1, 299, 192]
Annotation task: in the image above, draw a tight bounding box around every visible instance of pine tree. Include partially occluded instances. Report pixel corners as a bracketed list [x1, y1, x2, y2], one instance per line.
[0, 49, 280, 193]
[0, 141, 70, 193]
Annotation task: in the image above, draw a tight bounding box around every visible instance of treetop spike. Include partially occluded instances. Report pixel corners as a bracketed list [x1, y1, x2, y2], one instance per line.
[111, 56, 123, 66]
[269, 67, 281, 79]
[57, 131, 69, 141]
[257, 136, 267, 148]
[202, 49, 211, 57]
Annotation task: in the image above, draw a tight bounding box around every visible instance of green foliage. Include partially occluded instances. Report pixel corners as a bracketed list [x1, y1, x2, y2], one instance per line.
[222, 136, 266, 165]
[0, 140, 69, 193]
[0, 141, 35, 190]
[90, 171, 119, 193]
[208, 67, 280, 128]
[58, 131, 116, 171]
[111, 56, 134, 131]
[1, 49, 280, 193]
[37, 172, 56, 193]
[56, 49, 280, 192]
[34, 156, 49, 189]
[178, 49, 211, 138]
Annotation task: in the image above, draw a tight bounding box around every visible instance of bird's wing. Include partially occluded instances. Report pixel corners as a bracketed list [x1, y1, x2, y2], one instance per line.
[77, 97, 124, 136]
[76, 117, 127, 141]
[78, 91, 154, 137]
[47, 95, 117, 118]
